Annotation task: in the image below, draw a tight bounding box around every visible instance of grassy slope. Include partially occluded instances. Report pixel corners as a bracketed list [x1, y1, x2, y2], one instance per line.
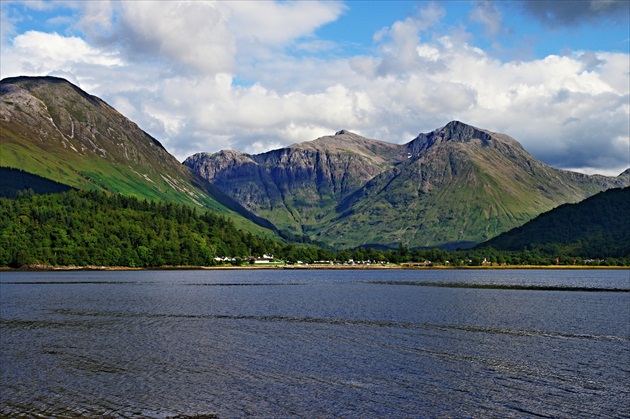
[0, 76, 276, 237]
[480, 187, 630, 258]
[316, 134, 625, 250]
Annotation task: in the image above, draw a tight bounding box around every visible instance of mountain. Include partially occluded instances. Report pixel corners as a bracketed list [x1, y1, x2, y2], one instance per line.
[0, 76, 275, 235]
[184, 130, 406, 237]
[324, 122, 628, 249]
[479, 187, 630, 258]
[185, 121, 629, 249]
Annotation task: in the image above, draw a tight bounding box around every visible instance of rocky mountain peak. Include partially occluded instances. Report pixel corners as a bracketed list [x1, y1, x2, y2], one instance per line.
[407, 120, 498, 154]
[617, 168, 630, 181]
[1, 76, 105, 110]
[183, 150, 257, 182]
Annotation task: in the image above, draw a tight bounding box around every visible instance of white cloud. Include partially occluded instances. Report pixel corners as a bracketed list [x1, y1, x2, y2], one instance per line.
[88, 1, 345, 76]
[228, 1, 345, 45]
[469, 1, 503, 38]
[77, 0, 115, 36]
[1, 31, 121, 78]
[0, 2, 16, 46]
[114, 2, 235, 74]
[374, 3, 446, 77]
[0, 1, 628, 175]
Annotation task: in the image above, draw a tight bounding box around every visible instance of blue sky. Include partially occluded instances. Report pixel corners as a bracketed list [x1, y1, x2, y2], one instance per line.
[1, 1, 629, 175]
[318, 1, 629, 58]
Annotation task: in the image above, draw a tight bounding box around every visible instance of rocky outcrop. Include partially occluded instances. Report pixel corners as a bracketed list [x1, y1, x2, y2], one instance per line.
[184, 130, 407, 233]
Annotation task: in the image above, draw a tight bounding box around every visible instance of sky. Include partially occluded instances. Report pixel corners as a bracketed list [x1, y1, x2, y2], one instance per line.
[1, 0, 629, 176]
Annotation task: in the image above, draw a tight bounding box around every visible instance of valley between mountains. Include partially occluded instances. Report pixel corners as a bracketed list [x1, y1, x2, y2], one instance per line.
[2, 76, 628, 251]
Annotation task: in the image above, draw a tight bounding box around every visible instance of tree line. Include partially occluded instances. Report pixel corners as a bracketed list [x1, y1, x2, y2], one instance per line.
[1, 189, 628, 268]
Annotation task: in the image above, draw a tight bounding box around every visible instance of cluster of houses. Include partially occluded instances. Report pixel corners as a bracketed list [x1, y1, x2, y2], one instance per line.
[212, 255, 392, 266]
[214, 254, 278, 264]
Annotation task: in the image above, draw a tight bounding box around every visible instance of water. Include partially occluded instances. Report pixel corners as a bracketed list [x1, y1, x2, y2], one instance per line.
[1, 269, 629, 418]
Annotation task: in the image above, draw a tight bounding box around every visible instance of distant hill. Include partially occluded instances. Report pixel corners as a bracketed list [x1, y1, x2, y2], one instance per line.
[185, 121, 629, 249]
[0, 76, 276, 235]
[479, 187, 630, 258]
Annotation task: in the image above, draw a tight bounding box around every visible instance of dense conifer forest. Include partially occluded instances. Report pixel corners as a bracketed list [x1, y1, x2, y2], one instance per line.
[1, 189, 628, 268]
[0, 167, 74, 198]
[480, 187, 630, 259]
[0, 190, 284, 267]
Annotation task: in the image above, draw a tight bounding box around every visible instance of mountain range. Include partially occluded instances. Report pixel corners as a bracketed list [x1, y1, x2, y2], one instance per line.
[185, 122, 628, 249]
[2, 76, 628, 251]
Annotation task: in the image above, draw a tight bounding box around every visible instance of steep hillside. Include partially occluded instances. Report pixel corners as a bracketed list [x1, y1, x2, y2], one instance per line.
[479, 187, 630, 258]
[324, 121, 627, 249]
[187, 121, 628, 249]
[185, 130, 406, 235]
[0, 76, 275, 235]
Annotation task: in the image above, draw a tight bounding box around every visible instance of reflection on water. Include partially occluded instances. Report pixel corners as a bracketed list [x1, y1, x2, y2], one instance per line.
[1, 269, 629, 418]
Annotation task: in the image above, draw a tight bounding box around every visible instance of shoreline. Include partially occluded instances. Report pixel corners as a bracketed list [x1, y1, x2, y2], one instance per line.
[1, 264, 627, 272]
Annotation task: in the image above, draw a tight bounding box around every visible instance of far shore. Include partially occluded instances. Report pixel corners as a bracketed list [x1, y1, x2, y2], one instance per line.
[1, 263, 627, 272]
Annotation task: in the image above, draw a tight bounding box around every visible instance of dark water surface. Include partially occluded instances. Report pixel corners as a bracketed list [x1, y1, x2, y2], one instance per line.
[1, 269, 629, 418]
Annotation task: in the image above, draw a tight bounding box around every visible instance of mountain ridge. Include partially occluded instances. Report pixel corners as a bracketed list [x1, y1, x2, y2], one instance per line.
[3, 76, 626, 250]
[186, 121, 628, 249]
[185, 129, 408, 234]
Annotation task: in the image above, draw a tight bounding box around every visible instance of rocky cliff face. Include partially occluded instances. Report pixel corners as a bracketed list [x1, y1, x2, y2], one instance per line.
[185, 130, 407, 233]
[187, 121, 629, 249]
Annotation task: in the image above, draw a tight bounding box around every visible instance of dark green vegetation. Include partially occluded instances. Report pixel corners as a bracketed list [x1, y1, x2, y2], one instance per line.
[479, 187, 630, 259]
[0, 167, 74, 198]
[186, 122, 629, 250]
[0, 190, 283, 268]
[0, 76, 275, 237]
[2, 188, 628, 268]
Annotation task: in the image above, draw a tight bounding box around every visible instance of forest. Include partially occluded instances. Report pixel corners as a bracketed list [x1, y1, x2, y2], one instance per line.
[479, 187, 629, 261]
[1, 189, 628, 268]
[0, 189, 284, 268]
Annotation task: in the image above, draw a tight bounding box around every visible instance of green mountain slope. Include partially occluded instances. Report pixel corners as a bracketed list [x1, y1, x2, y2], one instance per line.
[0, 76, 276, 235]
[324, 121, 628, 249]
[187, 121, 629, 249]
[479, 187, 630, 258]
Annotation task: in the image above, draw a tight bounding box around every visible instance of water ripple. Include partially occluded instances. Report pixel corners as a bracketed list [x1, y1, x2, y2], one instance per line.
[360, 280, 630, 292]
[25, 308, 628, 343]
